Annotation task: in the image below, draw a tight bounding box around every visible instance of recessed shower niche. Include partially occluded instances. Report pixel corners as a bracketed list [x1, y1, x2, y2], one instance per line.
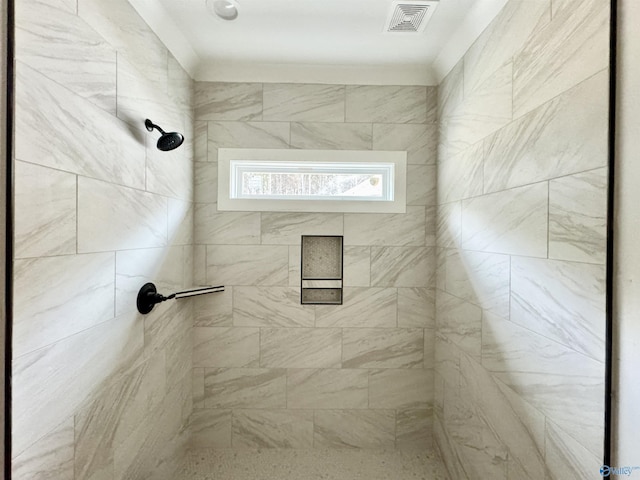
[300, 235, 343, 305]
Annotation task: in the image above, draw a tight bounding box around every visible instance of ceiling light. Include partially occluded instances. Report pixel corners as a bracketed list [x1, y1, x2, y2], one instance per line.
[206, 0, 239, 21]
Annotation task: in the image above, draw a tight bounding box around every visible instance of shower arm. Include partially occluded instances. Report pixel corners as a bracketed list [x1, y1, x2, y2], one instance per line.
[136, 282, 225, 314]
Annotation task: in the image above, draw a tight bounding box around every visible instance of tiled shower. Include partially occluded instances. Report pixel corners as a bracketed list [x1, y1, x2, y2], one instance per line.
[10, 0, 610, 479]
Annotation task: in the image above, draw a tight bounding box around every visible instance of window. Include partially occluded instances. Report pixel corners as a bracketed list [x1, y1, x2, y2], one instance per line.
[218, 148, 407, 213]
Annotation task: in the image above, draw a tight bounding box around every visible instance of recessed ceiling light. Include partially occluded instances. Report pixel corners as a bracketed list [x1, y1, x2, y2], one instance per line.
[206, 0, 239, 21]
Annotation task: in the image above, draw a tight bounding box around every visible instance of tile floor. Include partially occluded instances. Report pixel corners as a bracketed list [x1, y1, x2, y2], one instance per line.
[179, 448, 450, 480]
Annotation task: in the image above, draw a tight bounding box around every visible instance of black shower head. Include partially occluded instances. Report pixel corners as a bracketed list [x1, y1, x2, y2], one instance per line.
[145, 119, 184, 152]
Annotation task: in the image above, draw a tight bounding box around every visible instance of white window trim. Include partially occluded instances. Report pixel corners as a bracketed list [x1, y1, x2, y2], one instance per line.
[217, 148, 407, 213]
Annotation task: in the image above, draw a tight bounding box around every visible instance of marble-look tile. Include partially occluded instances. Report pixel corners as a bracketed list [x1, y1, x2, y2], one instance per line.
[315, 287, 397, 328]
[193, 327, 260, 367]
[195, 205, 261, 245]
[13, 312, 143, 456]
[78, 0, 168, 91]
[371, 247, 434, 287]
[396, 409, 433, 450]
[510, 257, 605, 362]
[436, 291, 482, 360]
[233, 410, 314, 449]
[398, 288, 435, 328]
[143, 299, 191, 357]
[344, 207, 425, 246]
[114, 246, 184, 317]
[445, 250, 510, 318]
[433, 416, 470, 480]
[15, 162, 76, 259]
[260, 328, 342, 368]
[369, 369, 432, 410]
[193, 245, 207, 285]
[12, 418, 74, 480]
[485, 71, 609, 193]
[168, 54, 192, 116]
[195, 82, 262, 121]
[438, 59, 464, 121]
[342, 328, 424, 369]
[436, 202, 461, 249]
[549, 169, 607, 264]
[343, 246, 370, 287]
[207, 121, 289, 161]
[145, 145, 193, 201]
[189, 410, 232, 448]
[15, 63, 145, 189]
[261, 212, 343, 244]
[168, 199, 194, 247]
[77, 177, 167, 252]
[14, 253, 115, 357]
[286, 369, 368, 409]
[407, 165, 436, 206]
[464, 0, 550, 95]
[437, 143, 484, 204]
[263, 83, 345, 122]
[372, 123, 438, 164]
[435, 333, 460, 389]
[461, 183, 548, 257]
[193, 368, 205, 410]
[192, 286, 234, 327]
[288, 245, 301, 287]
[206, 245, 289, 286]
[195, 162, 218, 204]
[290, 122, 371, 150]
[513, 0, 610, 117]
[16, 0, 117, 113]
[194, 121, 208, 163]
[424, 205, 436, 247]
[204, 368, 286, 409]
[314, 410, 396, 449]
[346, 86, 429, 124]
[435, 248, 446, 290]
[233, 286, 314, 327]
[544, 420, 602, 480]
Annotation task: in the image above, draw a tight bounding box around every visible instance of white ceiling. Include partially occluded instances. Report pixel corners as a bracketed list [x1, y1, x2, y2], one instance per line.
[128, 0, 508, 85]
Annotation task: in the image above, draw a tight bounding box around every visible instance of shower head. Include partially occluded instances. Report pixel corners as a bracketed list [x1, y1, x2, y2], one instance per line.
[145, 119, 184, 152]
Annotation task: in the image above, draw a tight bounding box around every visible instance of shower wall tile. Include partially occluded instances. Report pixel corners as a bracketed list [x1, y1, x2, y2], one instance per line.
[286, 369, 368, 409]
[12, 418, 74, 480]
[193, 327, 260, 368]
[263, 83, 345, 122]
[435, 334, 460, 389]
[207, 121, 290, 161]
[195, 205, 261, 245]
[288, 245, 301, 287]
[461, 182, 548, 257]
[194, 162, 218, 203]
[204, 368, 287, 409]
[16, 0, 117, 114]
[397, 288, 435, 328]
[194, 121, 208, 163]
[436, 290, 482, 360]
[549, 168, 607, 264]
[15, 161, 77, 259]
[445, 250, 510, 318]
[437, 143, 484, 204]
[484, 71, 609, 193]
[513, 0, 609, 117]
[194, 82, 263, 121]
[14, 253, 115, 357]
[146, 147, 193, 201]
[342, 328, 423, 369]
[345, 85, 430, 124]
[232, 409, 314, 449]
[315, 287, 397, 328]
[77, 177, 168, 252]
[193, 245, 207, 285]
[438, 59, 464, 121]
[544, 421, 602, 480]
[233, 287, 315, 327]
[168, 198, 194, 246]
[206, 245, 289, 286]
[260, 212, 343, 244]
[436, 202, 461, 249]
[193, 369, 205, 409]
[343, 246, 370, 287]
[464, 0, 550, 95]
[408, 165, 437, 207]
[15, 63, 146, 189]
[370, 247, 434, 287]
[510, 257, 606, 361]
[260, 328, 342, 368]
[168, 54, 193, 117]
[369, 369, 432, 410]
[290, 122, 372, 150]
[396, 409, 433, 449]
[344, 207, 425, 246]
[313, 410, 396, 449]
[189, 409, 232, 448]
[372, 123, 438, 164]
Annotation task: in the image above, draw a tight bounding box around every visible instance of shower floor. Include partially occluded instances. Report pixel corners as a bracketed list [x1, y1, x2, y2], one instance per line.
[178, 448, 450, 480]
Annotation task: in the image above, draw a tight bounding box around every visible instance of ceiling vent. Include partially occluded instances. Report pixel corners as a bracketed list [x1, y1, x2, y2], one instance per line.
[384, 1, 439, 33]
